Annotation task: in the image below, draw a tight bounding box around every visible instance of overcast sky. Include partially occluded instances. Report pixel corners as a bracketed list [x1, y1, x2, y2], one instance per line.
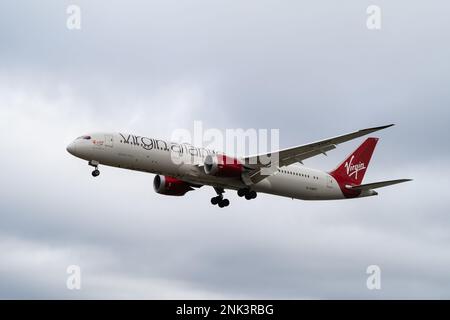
[0, 0, 449, 299]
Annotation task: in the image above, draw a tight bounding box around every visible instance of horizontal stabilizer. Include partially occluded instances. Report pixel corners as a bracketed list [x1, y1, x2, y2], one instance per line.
[346, 179, 412, 191]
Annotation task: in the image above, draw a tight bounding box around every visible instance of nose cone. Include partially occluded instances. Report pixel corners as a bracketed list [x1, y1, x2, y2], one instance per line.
[66, 142, 77, 155]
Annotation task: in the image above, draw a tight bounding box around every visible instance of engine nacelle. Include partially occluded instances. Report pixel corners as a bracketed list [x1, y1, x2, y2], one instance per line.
[204, 154, 243, 177]
[153, 175, 193, 196]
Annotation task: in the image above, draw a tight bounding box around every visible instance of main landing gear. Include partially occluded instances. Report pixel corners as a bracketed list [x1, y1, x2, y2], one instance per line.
[210, 188, 258, 207]
[211, 187, 230, 208]
[89, 160, 100, 177]
[237, 188, 257, 200]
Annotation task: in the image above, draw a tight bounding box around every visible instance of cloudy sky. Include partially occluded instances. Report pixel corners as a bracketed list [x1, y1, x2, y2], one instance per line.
[0, 0, 449, 299]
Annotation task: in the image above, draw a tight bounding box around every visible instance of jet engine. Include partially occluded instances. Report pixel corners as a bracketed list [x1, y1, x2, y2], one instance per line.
[204, 154, 243, 177]
[153, 175, 194, 196]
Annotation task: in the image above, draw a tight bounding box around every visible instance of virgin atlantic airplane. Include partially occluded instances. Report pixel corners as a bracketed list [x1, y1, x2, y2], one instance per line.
[66, 124, 411, 208]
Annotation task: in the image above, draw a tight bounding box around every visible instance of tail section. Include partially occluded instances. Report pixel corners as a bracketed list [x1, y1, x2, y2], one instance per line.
[330, 137, 378, 187]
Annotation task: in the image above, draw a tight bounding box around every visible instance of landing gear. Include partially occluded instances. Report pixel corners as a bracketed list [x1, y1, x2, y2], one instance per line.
[211, 196, 220, 205]
[218, 199, 230, 208]
[238, 188, 257, 200]
[237, 188, 246, 197]
[211, 187, 230, 208]
[92, 169, 100, 177]
[245, 191, 257, 200]
[89, 160, 100, 178]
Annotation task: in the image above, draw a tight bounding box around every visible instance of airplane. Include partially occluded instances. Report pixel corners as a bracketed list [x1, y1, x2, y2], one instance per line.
[66, 124, 411, 208]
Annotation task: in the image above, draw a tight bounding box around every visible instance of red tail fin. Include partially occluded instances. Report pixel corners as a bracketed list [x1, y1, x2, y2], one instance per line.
[330, 137, 378, 186]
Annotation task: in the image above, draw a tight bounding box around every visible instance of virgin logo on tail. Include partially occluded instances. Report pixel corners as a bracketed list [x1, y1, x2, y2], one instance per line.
[344, 155, 366, 179]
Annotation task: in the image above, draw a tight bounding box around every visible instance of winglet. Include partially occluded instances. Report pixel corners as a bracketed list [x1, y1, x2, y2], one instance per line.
[359, 124, 394, 133]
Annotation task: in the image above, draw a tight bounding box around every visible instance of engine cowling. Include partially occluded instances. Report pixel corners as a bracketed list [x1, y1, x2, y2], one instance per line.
[204, 154, 243, 177]
[153, 175, 193, 196]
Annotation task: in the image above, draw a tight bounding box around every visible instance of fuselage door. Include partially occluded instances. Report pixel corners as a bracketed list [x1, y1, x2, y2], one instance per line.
[105, 134, 113, 148]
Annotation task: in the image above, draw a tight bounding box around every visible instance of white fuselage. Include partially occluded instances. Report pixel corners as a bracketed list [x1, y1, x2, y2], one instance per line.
[67, 132, 353, 201]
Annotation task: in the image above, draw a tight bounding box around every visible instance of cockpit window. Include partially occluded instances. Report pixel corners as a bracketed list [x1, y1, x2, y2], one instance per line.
[76, 135, 91, 140]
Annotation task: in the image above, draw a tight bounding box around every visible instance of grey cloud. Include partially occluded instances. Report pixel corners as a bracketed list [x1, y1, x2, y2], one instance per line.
[0, 0, 449, 299]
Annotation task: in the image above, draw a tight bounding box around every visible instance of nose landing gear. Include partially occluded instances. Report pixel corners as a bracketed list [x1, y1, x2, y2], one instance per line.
[211, 187, 230, 208]
[89, 160, 100, 177]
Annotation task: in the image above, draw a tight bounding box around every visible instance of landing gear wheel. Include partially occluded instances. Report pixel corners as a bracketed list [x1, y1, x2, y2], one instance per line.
[92, 169, 100, 177]
[237, 189, 246, 197]
[218, 199, 230, 208]
[211, 196, 220, 205]
[245, 190, 257, 200]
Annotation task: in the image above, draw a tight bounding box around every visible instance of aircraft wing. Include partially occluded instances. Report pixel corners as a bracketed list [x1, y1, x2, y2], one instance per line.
[242, 124, 394, 185]
[346, 179, 412, 191]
